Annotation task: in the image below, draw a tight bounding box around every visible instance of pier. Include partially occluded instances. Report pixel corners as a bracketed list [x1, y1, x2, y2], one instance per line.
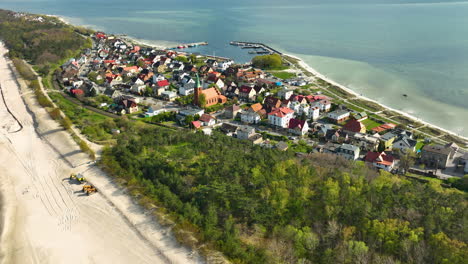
[230, 41, 283, 55]
[169, 42, 208, 50]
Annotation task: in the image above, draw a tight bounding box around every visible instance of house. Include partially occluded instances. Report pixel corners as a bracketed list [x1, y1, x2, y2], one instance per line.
[191, 121, 202, 129]
[380, 132, 398, 150]
[206, 59, 218, 68]
[193, 74, 227, 107]
[290, 101, 310, 116]
[343, 119, 366, 134]
[217, 60, 233, 71]
[278, 88, 294, 100]
[224, 104, 241, 119]
[249, 134, 264, 145]
[263, 96, 282, 112]
[241, 103, 263, 124]
[144, 106, 165, 117]
[353, 112, 368, 121]
[179, 83, 194, 96]
[238, 85, 256, 102]
[179, 107, 204, 117]
[352, 133, 380, 151]
[161, 91, 178, 101]
[309, 106, 320, 121]
[118, 98, 139, 114]
[420, 143, 457, 169]
[365, 152, 395, 171]
[392, 136, 417, 153]
[220, 123, 238, 135]
[328, 110, 350, 124]
[311, 99, 332, 112]
[276, 141, 289, 151]
[336, 144, 360, 161]
[288, 119, 309, 136]
[199, 114, 216, 126]
[268, 107, 294, 128]
[156, 79, 170, 89]
[237, 126, 256, 140]
[71, 88, 84, 97]
[104, 88, 122, 100]
[241, 109, 261, 124]
[325, 129, 349, 143]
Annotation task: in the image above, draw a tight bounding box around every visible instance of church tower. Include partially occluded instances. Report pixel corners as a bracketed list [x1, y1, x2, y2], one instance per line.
[194, 73, 202, 106]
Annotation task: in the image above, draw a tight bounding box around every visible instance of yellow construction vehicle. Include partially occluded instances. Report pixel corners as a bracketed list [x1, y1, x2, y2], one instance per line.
[82, 183, 98, 195]
[70, 173, 86, 183]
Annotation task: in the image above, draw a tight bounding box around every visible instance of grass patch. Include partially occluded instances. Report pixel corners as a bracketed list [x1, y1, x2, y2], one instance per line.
[349, 99, 384, 112]
[48, 92, 116, 142]
[270, 71, 296, 80]
[415, 141, 425, 152]
[419, 126, 443, 137]
[441, 134, 467, 147]
[361, 118, 382, 130]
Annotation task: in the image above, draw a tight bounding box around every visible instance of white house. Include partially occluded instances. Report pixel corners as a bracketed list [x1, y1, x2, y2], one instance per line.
[241, 109, 261, 124]
[161, 91, 178, 101]
[268, 107, 294, 128]
[309, 106, 320, 121]
[278, 88, 294, 100]
[237, 126, 256, 140]
[218, 60, 234, 71]
[179, 83, 194, 96]
[328, 110, 350, 123]
[199, 114, 216, 126]
[311, 99, 332, 112]
[145, 106, 166, 117]
[336, 144, 360, 161]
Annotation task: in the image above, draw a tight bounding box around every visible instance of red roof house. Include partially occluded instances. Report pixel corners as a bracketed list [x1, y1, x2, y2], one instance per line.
[364, 152, 395, 171]
[156, 80, 170, 88]
[71, 89, 84, 96]
[191, 121, 202, 129]
[288, 118, 309, 135]
[343, 119, 366, 133]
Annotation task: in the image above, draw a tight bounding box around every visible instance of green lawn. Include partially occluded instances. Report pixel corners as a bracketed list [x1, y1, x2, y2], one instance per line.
[415, 141, 425, 152]
[48, 92, 114, 141]
[361, 118, 382, 129]
[271, 71, 296, 80]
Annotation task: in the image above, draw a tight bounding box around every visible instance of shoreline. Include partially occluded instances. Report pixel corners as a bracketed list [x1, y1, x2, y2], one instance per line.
[45, 14, 467, 144]
[283, 53, 468, 143]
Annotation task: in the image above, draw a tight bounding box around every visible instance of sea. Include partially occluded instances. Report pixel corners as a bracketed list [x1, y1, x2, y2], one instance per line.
[1, 0, 467, 137]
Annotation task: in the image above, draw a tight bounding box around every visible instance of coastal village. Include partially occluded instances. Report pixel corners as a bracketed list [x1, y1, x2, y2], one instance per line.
[59, 31, 468, 179]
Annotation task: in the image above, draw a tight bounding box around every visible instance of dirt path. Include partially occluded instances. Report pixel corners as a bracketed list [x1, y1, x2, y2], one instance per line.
[0, 44, 203, 264]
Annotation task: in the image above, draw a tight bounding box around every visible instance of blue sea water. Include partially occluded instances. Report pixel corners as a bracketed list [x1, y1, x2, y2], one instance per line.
[1, 0, 467, 136]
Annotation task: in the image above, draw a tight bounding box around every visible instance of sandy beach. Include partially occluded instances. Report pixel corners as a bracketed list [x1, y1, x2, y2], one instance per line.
[0, 43, 203, 264]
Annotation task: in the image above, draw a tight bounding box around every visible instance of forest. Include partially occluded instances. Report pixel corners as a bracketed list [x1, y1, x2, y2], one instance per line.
[100, 120, 467, 264]
[0, 9, 92, 74]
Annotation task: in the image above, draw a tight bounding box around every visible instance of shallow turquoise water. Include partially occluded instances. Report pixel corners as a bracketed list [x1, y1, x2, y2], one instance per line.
[1, 0, 467, 136]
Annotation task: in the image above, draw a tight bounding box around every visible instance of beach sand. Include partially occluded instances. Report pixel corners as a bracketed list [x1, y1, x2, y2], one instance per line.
[0, 43, 203, 264]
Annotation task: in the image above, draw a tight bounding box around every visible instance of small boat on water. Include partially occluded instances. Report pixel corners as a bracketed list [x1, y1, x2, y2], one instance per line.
[403, 94, 408, 97]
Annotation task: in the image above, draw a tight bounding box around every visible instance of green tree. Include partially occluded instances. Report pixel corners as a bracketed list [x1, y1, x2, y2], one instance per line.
[252, 54, 283, 69]
[399, 150, 416, 173]
[198, 93, 206, 108]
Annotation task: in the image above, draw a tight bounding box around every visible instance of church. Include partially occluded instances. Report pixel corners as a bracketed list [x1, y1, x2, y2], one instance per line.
[194, 74, 227, 108]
